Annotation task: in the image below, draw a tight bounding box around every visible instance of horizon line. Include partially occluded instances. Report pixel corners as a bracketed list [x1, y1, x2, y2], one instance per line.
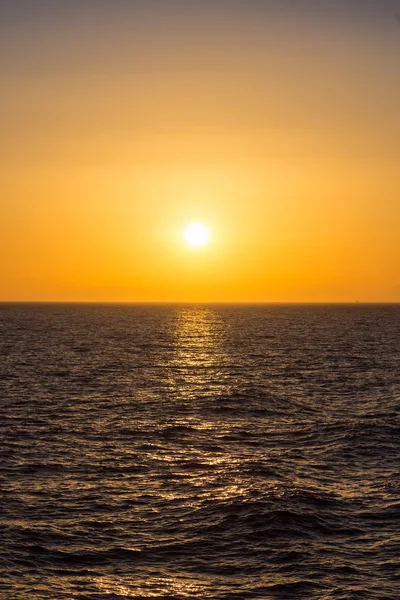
[0, 301, 399, 306]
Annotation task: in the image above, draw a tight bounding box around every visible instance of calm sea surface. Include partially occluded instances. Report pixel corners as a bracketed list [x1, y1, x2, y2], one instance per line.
[0, 303, 399, 599]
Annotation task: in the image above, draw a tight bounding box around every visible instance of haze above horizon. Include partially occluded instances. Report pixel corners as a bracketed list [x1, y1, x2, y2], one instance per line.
[1, 0, 399, 302]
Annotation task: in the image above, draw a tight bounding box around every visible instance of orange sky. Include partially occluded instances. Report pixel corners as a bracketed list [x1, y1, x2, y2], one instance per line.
[1, 1, 399, 302]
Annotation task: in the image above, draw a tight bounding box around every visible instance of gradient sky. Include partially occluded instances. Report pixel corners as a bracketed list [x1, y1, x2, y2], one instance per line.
[1, 0, 399, 302]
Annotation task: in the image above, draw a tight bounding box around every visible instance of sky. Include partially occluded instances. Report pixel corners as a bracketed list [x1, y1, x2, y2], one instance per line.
[1, 0, 399, 302]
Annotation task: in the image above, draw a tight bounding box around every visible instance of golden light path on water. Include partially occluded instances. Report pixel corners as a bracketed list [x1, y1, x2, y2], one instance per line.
[96, 574, 212, 598]
[171, 306, 230, 398]
[90, 307, 254, 597]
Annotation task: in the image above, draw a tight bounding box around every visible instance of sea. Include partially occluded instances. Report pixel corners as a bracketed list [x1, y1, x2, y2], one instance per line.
[0, 303, 399, 599]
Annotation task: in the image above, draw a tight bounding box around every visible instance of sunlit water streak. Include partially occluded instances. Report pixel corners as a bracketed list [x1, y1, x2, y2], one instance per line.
[0, 303, 399, 599]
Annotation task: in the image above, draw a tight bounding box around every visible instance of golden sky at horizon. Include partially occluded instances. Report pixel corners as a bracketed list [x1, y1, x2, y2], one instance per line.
[1, 1, 399, 302]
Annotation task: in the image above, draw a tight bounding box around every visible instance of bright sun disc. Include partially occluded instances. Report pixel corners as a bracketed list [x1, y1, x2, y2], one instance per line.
[184, 223, 210, 248]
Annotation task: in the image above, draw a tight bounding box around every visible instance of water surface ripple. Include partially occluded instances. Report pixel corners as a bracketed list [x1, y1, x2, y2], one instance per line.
[0, 303, 399, 599]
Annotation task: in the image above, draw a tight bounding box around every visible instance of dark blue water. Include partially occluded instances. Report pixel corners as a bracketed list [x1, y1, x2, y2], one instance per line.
[0, 303, 399, 599]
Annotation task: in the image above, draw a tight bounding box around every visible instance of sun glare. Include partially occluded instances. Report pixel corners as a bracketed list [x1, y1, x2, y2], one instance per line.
[183, 223, 210, 248]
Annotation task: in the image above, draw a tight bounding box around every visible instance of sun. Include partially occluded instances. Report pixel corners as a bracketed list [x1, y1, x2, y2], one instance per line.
[183, 223, 210, 248]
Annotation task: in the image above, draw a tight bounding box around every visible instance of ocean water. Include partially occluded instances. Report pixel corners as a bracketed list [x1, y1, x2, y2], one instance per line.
[0, 303, 399, 600]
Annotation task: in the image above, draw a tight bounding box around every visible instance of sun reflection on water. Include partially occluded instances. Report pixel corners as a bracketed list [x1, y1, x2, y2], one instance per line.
[96, 574, 212, 597]
[169, 305, 231, 401]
